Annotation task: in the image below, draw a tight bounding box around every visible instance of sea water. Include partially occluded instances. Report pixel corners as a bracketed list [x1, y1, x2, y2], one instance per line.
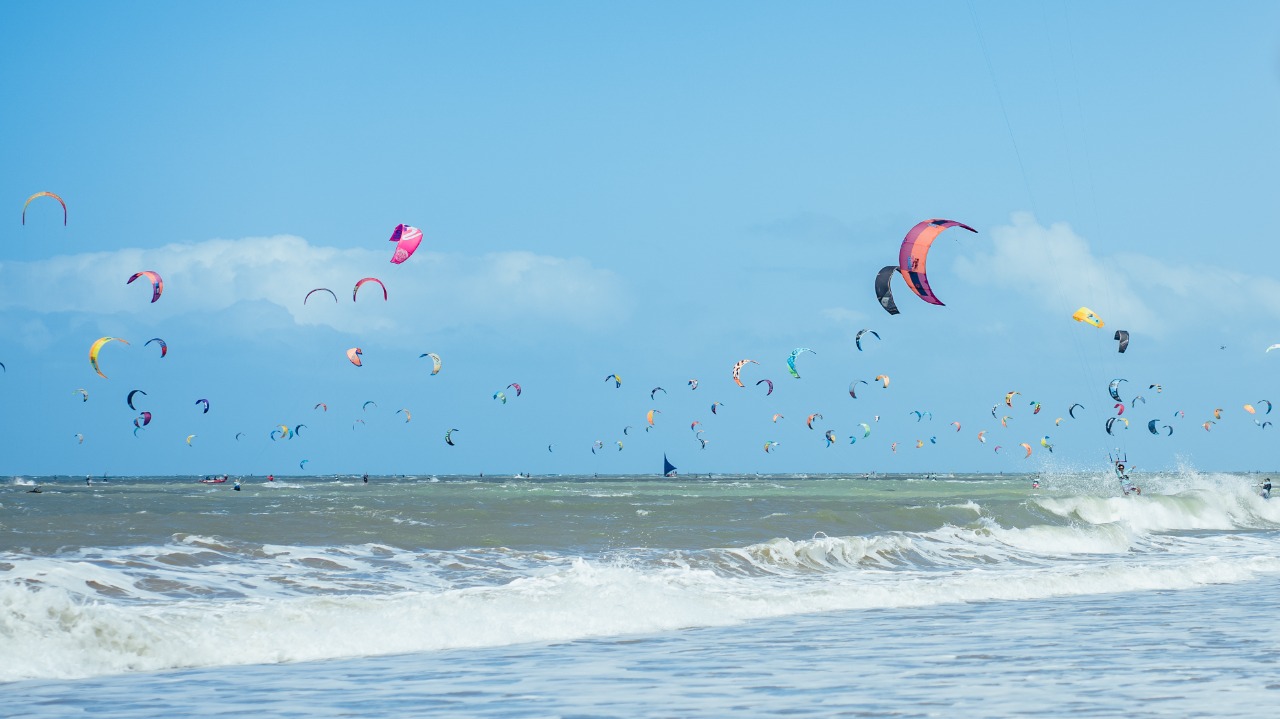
[3, 470, 1279, 717]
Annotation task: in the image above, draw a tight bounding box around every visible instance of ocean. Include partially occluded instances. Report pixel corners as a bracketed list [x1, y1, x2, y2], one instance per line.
[3, 470, 1279, 717]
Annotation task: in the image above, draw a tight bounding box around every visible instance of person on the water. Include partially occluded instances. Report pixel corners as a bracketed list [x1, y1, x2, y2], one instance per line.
[1116, 462, 1140, 496]
[1261, 478, 1272, 500]
[267, 474, 274, 482]
[362, 473, 368, 484]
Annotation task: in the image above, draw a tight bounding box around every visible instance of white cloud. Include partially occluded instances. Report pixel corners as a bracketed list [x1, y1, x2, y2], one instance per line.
[954, 212, 1280, 337]
[0, 236, 630, 339]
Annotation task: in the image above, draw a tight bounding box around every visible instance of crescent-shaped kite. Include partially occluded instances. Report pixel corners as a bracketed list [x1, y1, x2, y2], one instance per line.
[347, 347, 363, 366]
[127, 389, 146, 410]
[74, 388, 88, 402]
[897, 219, 977, 307]
[786, 348, 815, 379]
[445, 428, 458, 446]
[127, 271, 164, 303]
[22, 192, 66, 225]
[144, 338, 168, 358]
[874, 265, 901, 315]
[186, 434, 196, 446]
[89, 337, 129, 379]
[353, 277, 387, 302]
[304, 288, 338, 304]
[195, 398, 210, 414]
[388, 224, 423, 264]
[731, 359, 758, 387]
[756, 379, 774, 395]
[420, 353, 442, 375]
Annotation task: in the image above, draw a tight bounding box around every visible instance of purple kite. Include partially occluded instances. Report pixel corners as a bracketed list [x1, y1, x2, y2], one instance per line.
[389, 224, 423, 264]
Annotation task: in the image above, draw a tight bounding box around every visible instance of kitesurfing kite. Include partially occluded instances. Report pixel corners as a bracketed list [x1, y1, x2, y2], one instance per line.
[1072, 307, 1103, 327]
[421, 353, 442, 375]
[896, 218, 977, 307]
[127, 271, 164, 303]
[305, 288, 338, 304]
[650, 387, 665, 400]
[396, 409, 411, 422]
[855, 329, 880, 351]
[445, 428, 458, 446]
[347, 347, 363, 366]
[731, 359, 758, 387]
[874, 265, 901, 315]
[89, 337, 129, 379]
[1114, 330, 1129, 353]
[848, 380, 869, 399]
[74, 388, 88, 402]
[605, 374, 622, 388]
[711, 401, 723, 414]
[508, 383, 522, 397]
[353, 277, 387, 301]
[786, 348, 815, 379]
[806, 413, 823, 429]
[646, 409, 661, 426]
[388, 224, 423, 264]
[195, 398, 210, 414]
[1108, 379, 1127, 402]
[315, 402, 327, 411]
[22, 192, 66, 225]
[127, 389, 146, 409]
[687, 379, 699, 390]
[144, 338, 167, 358]
[756, 379, 773, 395]
[874, 374, 889, 388]
[494, 391, 507, 404]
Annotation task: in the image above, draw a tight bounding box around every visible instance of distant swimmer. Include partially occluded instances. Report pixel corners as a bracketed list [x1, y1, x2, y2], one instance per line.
[1261, 478, 1272, 500]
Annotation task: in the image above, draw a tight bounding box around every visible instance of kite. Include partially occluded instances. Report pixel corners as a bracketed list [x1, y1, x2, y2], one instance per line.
[806, 413, 823, 429]
[1069, 403, 1084, 419]
[1071, 307, 1103, 328]
[22, 191, 66, 225]
[1114, 403, 1125, 416]
[396, 409, 411, 422]
[1114, 330, 1129, 353]
[874, 374, 889, 388]
[1244, 404, 1256, 414]
[89, 337, 129, 379]
[1020, 442, 1033, 458]
[185, 434, 196, 446]
[651, 387, 666, 400]
[353, 277, 387, 301]
[74, 388, 88, 402]
[304, 288, 338, 304]
[127, 271, 164, 303]
[134, 411, 152, 427]
[951, 421, 961, 432]
[144, 338, 168, 358]
[977, 430, 987, 443]
[1149, 384, 1162, 393]
[855, 329, 880, 352]
[346, 347, 363, 366]
[363, 400, 378, 411]
[1260, 400, 1273, 415]
[1001, 415, 1012, 428]
[824, 430, 836, 447]
[874, 265, 901, 315]
[646, 409, 661, 426]
[786, 348, 815, 379]
[687, 379, 699, 390]
[1039, 436, 1053, 452]
[493, 391, 508, 405]
[1268, 344, 1280, 353]
[772, 413, 784, 423]
[711, 401, 723, 414]
[731, 359, 758, 387]
[420, 353, 442, 375]
[1108, 379, 1127, 402]
[445, 428, 458, 446]
[897, 218, 978, 307]
[756, 379, 773, 396]
[848, 380, 869, 399]
[294, 424, 306, 436]
[859, 423, 871, 438]
[388, 224, 423, 264]
[195, 398, 210, 414]
[300, 459, 310, 470]
[75, 433, 84, 444]
[507, 383, 522, 397]
[315, 403, 327, 411]
[1203, 420, 1215, 431]
[1005, 391, 1020, 407]
[1213, 408, 1223, 420]
[605, 374, 622, 388]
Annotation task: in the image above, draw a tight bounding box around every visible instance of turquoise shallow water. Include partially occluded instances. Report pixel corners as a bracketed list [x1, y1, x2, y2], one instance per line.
[4, 470, 1279, 716]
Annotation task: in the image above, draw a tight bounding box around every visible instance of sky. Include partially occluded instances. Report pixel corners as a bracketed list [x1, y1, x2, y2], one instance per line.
[2, 1, 1279, 477]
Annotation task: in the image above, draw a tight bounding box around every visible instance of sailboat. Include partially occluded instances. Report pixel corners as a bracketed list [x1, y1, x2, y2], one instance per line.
[663, 454, 677, 477]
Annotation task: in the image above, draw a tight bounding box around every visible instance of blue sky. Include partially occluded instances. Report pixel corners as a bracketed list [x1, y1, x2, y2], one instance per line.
[3, 1, 1279, 476]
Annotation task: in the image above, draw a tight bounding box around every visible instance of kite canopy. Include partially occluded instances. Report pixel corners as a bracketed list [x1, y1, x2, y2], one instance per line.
[353, 277, 387, 301]
[127, 271, 164, 303]
[89, 337, 129, 379]
[874, 265, 900, 315]
[346, 347, 363, 366]
[897, 219, 977, 307]
[420, 352, 442, 375]
[22, 191, 66, 225]
[1072, 307, 1103, 327]
[389, 224, 423, 264]
[731, 359, 758, 387]
[304, 288, 338, 304]
[1114, 329, 1129, 353]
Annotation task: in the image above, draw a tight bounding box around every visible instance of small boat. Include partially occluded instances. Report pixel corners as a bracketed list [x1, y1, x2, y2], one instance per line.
[199, 476, 228, 484]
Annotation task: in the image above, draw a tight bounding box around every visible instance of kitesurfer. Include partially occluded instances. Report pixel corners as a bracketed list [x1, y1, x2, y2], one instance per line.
[233, 480, 241, 491]
[1116, 462, 1140, 496]
[267, 474, 274, 482]
[85, 475, 91, 486]
[1261, 478, 1272, 500]
[362, 473, 369, 484]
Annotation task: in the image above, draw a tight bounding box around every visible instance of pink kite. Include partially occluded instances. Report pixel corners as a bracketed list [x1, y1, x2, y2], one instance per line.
[347, 347, 363, 366]
[389, 224, 423, 264]
[127, 271, 164, 303]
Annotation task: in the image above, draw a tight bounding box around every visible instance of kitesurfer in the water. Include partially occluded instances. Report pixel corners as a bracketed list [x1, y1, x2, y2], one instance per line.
[1261, 478, 1272, 500]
